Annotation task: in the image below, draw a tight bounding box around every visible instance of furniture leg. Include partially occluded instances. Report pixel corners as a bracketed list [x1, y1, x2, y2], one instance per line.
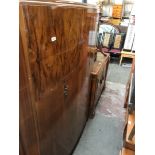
[128, 124, 135, 141]
[119, 55, 123, 65]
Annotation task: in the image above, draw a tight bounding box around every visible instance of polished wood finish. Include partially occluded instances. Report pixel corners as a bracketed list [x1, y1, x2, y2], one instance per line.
[124, 80, 130, 108]
[123, 60, 135, 151]
[89, 52, 110, 118]
[120, 148, 135, 155]
[19, 1, 98, 155]
[124, 58, 135, 108]
[19, 32, 40, 155]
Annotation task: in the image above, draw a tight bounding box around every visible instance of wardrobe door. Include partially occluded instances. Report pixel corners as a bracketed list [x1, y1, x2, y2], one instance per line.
[19, 33, 40, 155]
[35, 83, 67, 155]
[20, 1, 97, 155]
[20, 4, 68, 155]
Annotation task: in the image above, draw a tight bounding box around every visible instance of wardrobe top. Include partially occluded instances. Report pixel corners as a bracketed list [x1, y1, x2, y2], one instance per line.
[20, 0, 97, 9]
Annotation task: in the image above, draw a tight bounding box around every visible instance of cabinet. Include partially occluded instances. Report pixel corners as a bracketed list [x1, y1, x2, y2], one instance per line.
[19, 1, 98, 155]
[89, 52, 110, 118]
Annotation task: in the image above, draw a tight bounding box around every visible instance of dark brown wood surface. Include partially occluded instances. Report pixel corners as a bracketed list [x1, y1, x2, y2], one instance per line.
[20, 33, 40, 155]
[20, 1, 97, 155]
[89, 52, 110, 118]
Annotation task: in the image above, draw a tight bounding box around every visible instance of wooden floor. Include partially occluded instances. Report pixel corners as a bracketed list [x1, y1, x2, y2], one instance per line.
[120, 148, 135, 155]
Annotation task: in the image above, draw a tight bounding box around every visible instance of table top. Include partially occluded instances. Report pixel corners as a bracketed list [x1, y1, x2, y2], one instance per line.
[121, 50, 135, 55]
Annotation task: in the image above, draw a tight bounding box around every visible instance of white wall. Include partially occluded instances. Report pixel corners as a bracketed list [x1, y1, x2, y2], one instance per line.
[69, 0, 82, 2]
[87, 0, 98, 5]
[115, 0, 123, 4]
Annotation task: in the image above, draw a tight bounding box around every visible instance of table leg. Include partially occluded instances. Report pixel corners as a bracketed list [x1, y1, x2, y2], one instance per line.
[119, 55, 123, 65]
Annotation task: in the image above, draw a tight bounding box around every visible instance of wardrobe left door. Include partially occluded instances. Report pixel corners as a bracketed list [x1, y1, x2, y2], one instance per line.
[20, 36, 66, 155]
[20, 4, 72, 155]
[19, 33, 40, 155]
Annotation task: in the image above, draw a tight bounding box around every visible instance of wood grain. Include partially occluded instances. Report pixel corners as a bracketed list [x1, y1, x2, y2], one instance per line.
[19, 32, 40, 155]
[89, 52, 110, 118]
[20, 1, 97, 155]
[125, 113, 135, 147]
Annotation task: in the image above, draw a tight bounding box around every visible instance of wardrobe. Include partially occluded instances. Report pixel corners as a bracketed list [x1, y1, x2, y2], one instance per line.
[19, 1, 98, 155]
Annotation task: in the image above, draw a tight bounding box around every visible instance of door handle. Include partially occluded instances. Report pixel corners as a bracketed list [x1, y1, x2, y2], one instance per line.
[64, 81, 68, 97]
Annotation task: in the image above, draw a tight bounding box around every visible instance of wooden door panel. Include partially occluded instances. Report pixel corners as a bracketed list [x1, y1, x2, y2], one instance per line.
[21, 3, 89, 100]
[20, 1, 98, 155]
[22, 4, 88, 59]
[20, 33, 40, 155]
[61, 62, 90, 151]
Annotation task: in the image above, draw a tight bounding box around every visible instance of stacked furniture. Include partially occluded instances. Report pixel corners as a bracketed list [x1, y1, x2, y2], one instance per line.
[19, 1, 99, 155]
[120, 13, 135, 65]
[112, 4, 123, 19]
[123, 71, 135, 151]
[97, 23, 126, 55]
[123, 0, 134, 18]
[120, 58, 135, 155]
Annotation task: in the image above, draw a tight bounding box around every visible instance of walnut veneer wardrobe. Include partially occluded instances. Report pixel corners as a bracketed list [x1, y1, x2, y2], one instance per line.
[19, 1, 98, 155]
